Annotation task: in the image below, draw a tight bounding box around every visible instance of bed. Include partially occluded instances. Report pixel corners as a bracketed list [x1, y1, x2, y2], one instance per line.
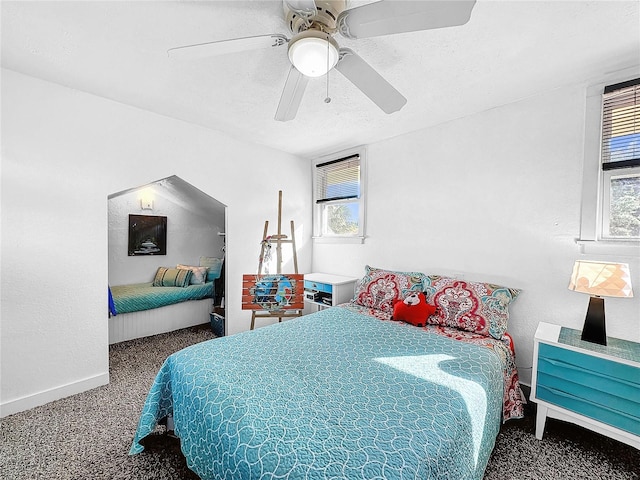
[130, 266, 524, 480]
[109, 258, 224, 344]
[108, 282, 214, 344]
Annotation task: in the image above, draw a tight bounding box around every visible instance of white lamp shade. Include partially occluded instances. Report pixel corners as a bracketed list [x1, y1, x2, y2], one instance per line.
[568, 260, 633, 298]
[288, 31, 339, 77]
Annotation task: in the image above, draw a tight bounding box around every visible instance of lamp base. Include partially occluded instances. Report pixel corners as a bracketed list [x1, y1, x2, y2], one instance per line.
[581, 296, 607, 346]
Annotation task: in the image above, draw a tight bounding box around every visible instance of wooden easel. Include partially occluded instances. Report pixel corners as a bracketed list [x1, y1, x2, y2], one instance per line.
[244, 191, 303, 330]
[257, 190, 299, 277]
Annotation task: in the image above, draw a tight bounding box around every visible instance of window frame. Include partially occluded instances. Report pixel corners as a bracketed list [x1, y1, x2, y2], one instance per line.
[578, 67, 640, 256]
[312, 146, 366, 244]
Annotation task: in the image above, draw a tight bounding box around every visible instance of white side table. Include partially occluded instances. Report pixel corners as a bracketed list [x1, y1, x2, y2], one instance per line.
[303, 273, 358, 310]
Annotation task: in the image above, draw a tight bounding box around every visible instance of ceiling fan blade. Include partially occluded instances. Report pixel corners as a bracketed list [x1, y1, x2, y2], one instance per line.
[168, 34, 288, 59]
[335, 48, 406, 114]
[275, 65, 309, 122]
[283, 0, 317, 17]
[337, 0, 476, 39]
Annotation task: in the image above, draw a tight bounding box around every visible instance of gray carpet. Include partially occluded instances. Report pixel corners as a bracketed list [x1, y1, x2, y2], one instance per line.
[1, 325, 638, 480]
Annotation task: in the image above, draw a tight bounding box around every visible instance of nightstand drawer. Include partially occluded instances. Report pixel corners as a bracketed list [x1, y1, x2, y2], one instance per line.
[537, 356, 639, 404]
[536, 384, 640, 435]
[304, 280, 332, 294]
[536, 370, 639, 420]
[538, 343, 639, 386]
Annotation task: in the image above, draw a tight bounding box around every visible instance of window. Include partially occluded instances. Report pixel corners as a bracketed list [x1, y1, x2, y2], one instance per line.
[313, 148, 365, 243]
[600, 79, 640, 240]
[579, 70, 640, 254]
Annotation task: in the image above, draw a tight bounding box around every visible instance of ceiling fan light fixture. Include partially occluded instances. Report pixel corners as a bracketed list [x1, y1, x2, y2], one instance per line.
[288, 30, 339, 77]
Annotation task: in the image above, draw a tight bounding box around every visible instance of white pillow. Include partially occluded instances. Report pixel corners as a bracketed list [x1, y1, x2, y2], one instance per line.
[176, 264, 208, 285]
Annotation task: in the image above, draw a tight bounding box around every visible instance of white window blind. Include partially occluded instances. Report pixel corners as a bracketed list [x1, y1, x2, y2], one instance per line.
[601, 78, 640, 170]
[315, 154, 361, 203]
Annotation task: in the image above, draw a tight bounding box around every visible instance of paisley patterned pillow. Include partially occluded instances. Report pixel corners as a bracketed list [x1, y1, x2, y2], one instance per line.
[353, 266, 423, 315]
[422, 275, 521, 340]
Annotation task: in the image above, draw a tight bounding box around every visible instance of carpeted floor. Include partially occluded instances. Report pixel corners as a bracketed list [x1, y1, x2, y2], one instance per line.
[1, 325, 638, 479]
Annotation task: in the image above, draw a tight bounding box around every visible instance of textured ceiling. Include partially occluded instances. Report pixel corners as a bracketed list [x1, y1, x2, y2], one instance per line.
[2, 1, 639, 158]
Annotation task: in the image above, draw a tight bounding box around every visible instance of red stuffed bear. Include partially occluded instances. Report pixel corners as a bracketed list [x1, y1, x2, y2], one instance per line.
[392, 292, 436, 327]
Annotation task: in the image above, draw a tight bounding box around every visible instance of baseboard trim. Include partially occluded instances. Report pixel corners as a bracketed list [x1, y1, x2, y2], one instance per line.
[0, 372, 109, 418]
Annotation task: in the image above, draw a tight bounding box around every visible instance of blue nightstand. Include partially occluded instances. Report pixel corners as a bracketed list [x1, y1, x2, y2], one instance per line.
[530, 322, 639, 449]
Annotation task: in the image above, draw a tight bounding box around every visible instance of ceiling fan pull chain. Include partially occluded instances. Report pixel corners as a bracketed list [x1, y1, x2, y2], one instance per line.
[324, 37, 331, 104]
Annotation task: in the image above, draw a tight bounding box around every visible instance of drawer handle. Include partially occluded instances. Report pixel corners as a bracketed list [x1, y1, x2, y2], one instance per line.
[539, 385, 640, 421]
[541, 357, 639, 389]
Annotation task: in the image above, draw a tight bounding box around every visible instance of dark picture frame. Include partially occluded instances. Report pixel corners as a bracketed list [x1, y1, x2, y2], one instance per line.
[128, 214, 167, 256]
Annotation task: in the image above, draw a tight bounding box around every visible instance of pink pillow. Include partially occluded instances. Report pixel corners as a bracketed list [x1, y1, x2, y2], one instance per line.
[353, 266, 423, 315]
[423, 275, 520, 339]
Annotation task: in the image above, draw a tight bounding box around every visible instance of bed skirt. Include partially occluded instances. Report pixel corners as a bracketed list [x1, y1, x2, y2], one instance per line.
[108, 298, 212, 344]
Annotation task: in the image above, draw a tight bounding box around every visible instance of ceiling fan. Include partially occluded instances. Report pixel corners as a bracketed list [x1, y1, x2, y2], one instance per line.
[168, 0, 476, 121]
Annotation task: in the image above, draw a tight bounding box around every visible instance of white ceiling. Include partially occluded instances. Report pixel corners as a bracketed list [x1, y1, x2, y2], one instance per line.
[2, 1, 639, 158]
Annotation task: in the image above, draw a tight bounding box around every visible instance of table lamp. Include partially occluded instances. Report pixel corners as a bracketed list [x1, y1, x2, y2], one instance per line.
[568, 260, 633, 346]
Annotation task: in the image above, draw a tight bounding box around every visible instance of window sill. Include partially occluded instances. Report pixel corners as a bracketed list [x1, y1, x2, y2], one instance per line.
[313, 235, 365, 245]
[576, 240, 640, 257]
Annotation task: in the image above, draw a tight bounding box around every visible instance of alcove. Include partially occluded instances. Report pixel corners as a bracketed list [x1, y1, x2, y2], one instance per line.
[107, 175, 226, 341]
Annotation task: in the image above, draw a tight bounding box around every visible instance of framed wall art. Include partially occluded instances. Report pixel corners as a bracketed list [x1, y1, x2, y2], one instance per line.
[128, 214, 167, 256]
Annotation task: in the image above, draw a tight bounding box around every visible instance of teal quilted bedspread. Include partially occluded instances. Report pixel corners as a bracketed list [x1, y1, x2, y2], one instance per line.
[130, 307, 504, 479]
[111, 282, 213, 314]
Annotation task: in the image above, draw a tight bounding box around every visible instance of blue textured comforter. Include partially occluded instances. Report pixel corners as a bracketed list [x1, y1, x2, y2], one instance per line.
[131, 307, 504, 479]
[110, 282, 213, 314]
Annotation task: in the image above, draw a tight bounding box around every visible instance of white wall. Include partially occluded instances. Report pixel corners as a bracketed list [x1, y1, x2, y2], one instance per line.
[312, 84, 640, 386]
[108, 185, 225, 285]
[3, 68, 638, 417]
[0, 69, 312, 416]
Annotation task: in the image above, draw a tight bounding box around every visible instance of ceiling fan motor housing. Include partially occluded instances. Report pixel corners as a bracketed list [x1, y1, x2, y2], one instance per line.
[284, 0, 347, 34]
